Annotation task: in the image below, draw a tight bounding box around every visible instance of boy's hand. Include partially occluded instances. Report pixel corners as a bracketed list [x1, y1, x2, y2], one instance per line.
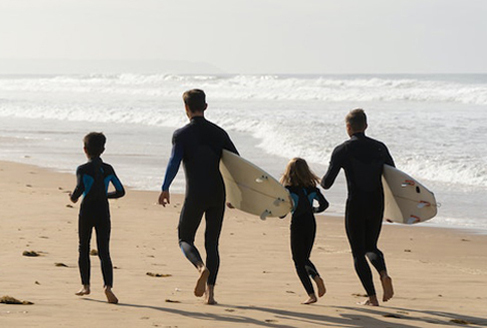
[158, 191, 170, 207]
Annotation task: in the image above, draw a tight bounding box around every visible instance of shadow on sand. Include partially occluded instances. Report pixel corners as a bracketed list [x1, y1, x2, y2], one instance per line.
[80, 298, 482, 327]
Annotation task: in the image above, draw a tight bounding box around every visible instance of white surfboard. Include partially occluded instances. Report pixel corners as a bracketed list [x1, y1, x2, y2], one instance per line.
[220, 150, 292, 220]
[382, 164, 438, 224]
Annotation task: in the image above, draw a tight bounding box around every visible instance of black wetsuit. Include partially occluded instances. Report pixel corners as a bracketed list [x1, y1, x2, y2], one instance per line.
[162, 116, 238, 286]
[286, 186, 328, 295]
[71, 157, 125, 287]
[321, 132, 394, 297]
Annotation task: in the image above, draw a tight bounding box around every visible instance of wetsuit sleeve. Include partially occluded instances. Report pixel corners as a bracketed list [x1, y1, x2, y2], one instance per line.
[107, 169, 125, 199]
[161, 134, 184, 191]
[321, 146, 343, 189]
[383, 143, 395, 168]
[224, 133, 239, 155]
[313, 188, 329, 214]
[70, 167, 85, 202]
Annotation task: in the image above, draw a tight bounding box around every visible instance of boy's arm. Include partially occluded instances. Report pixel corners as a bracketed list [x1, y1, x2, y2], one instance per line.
[107, 171, 125, 199]
[69, 167, 84, 203]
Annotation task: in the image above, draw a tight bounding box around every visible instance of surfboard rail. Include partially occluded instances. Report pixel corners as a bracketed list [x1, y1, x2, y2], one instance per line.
[382, 164, 438, 224]
[220, 150, 292, 219]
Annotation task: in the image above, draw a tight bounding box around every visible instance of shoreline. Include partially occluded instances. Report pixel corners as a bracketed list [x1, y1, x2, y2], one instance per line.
[1, 160, 487, 327]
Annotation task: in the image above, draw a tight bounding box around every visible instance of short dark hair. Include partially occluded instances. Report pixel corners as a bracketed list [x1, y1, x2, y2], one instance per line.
[183, 89, 206, 112]
[346, 108, 367, 131]
[83, 132, 106, 158]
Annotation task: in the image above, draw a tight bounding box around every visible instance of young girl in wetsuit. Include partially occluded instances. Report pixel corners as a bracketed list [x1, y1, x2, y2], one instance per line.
[281, 157, 329, 304]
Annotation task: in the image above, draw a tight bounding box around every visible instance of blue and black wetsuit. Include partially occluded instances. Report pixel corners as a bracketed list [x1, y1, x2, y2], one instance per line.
[321, 132, 394, 297]
[162, 116, 238, 286]
[286, 186, 328, 295]
[70, 157, 125, 287]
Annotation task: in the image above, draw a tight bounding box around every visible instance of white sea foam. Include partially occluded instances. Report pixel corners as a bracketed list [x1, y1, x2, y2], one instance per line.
[1, 74, 487, 104]
[0, 74, 486, 230]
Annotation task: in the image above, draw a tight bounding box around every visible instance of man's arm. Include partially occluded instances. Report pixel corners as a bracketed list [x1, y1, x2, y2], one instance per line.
[383, 144, 395, 168]
[321, 147, 342, 190]
[159, 135, 183, 207]
[224, 132, 239, 155]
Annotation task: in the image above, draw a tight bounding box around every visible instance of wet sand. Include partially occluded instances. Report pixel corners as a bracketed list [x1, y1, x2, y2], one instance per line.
[1, 160, 486, 327]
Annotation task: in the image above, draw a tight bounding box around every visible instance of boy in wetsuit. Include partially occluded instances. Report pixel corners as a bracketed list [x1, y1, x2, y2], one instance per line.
[321, 109, 394, 306]
[158, 89, 238, 305]
[69, 132, 125, 304]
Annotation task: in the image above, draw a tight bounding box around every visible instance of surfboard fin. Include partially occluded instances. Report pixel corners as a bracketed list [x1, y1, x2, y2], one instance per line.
[260, 209, 272, 220]
[417, 201, 431, 209]
[273, 198, 285, 206]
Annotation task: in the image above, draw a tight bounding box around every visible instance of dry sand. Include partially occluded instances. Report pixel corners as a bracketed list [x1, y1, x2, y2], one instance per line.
[1, 160, 486, 327]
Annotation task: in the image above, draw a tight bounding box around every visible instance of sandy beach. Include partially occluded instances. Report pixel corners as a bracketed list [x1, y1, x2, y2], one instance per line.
[1, 160, 486, 328]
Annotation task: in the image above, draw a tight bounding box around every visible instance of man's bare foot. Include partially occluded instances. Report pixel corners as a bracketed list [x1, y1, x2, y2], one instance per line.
[205, 285, 217, 305]
[380, 273, 394, 302]
[313, 276, 326, 297]
[194, 266, 210, 297]
[104, 287, 119, 304]
[75, 285, 90, 296]
[358, 295, 379, 306]
[302, 294, 318, 304]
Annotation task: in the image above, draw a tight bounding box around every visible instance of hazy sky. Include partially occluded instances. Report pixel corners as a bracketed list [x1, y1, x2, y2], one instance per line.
[1, 0, 486, 74]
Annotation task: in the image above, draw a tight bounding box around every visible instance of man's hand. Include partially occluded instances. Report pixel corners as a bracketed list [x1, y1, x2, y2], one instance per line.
[158, 191, 170, 207]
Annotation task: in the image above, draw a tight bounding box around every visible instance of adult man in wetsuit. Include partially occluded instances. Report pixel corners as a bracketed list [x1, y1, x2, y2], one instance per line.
[158, 89, 238, 305]
[321, 108, 394, 306]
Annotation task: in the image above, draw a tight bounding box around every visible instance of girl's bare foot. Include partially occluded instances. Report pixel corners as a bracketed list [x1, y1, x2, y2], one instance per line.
[104, 286, 119, 304]
[195, 266, 210, 297]
[313, 276, 326, 297]
[75, 285, 90, 296]
[302, 294, 317, 304]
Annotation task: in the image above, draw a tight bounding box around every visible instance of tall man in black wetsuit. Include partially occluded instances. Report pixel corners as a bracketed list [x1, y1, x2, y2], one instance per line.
[321, 109, 394, 306]
[158, 89, 238, 305]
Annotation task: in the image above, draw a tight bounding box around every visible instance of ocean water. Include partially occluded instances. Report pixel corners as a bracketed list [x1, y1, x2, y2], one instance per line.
[0, 74, 486, 231]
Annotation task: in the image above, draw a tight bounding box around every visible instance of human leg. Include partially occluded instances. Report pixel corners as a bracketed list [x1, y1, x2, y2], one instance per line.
[178, 199, 208, 297]
[77, 213, 93, 294]
[291, 227, 316, 303]
[202, 202, 225, 304]
[345, 208, 377, 302]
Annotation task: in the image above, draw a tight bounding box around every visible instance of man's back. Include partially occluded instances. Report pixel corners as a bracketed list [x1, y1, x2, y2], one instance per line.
[174, 116, 238, 196]
[322, 132, 394, 198]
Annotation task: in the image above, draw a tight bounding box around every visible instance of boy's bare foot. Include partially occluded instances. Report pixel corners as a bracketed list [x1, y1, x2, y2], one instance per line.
[313, 276, 326, 297]
[194, 266, 210, 297]
[302, 294, 318, 304]
[104, 287, 119, 304]
[75, 285, 90, 296]
[205, 285, 217, 305]
[358, 295, 379, 306]
[380, 274, 394, 302]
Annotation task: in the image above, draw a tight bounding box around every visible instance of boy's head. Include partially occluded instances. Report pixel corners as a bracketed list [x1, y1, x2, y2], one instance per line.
[83, 132, 106, 158]
[346, 108, 368, 136]
[183, 89, 207, 114]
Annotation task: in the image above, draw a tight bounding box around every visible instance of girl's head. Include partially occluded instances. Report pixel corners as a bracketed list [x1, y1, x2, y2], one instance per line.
[280, 157, 321, 188]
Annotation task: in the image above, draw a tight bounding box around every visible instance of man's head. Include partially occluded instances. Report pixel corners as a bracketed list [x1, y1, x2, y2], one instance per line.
[183, 89, 207, 118]
[345, 108, 368, 137]
[83, 132, 106, 158]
